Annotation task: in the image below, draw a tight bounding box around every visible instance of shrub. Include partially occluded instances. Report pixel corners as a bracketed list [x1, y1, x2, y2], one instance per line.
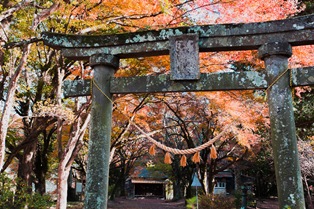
[186, 196, 197, 209]
[0, 173, 53, 209]
[233, 190, 242, 208]
[198, 194, 236, 209]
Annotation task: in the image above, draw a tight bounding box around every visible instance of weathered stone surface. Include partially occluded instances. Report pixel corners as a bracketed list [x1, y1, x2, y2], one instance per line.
[90, 53, 119, 68]
[110, 71, 267, 93]
[62, 67, 314, 97]
[63, 80, 91, 97]
[169, 34, 200, 80]
[54, 29, 314, 60]
[258, 42, 292, 59]
[41, 14, 314, 60]
[291, 66, 314, 86]
[260, 42, 305, 209]
[84, 55, 119, 209]
[42, 14, 314, 48]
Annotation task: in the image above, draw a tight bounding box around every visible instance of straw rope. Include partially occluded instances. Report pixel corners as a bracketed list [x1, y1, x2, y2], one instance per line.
[132, 122, 231, 155]
[266, 68, 292, 92]
[91, 78, 232, 155]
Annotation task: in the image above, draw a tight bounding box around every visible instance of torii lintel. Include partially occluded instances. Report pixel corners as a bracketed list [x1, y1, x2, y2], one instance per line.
[42, 14, 314, 59]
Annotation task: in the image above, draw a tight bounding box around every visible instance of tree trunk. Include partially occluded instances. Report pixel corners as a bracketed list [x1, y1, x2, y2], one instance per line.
[173, 179, 183, 200]
[185, 183, 192, 199]
[203, 170, 209, 194]
[55, 67, 68, 209]
[200, 162, 215, 194]
[34, 169, 46, 195]
[207, 172, 215, 194]
[56, 104, 91, 209]
[234, 167, 242, 192]
[109, 170, 123, 200]
[172, 157, 183, 200]
[17, 138, 37, 191]
[34, 129, 54, 195]
[304, 175, 314, 209]
[0, 45, 30, 171]
[57, 164, 71, 209]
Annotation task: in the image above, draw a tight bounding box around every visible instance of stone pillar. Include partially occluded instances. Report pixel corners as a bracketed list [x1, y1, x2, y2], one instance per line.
[241, 185, 248, 209]
[258, 42, 305, 209]
[84, 54, 119, 209]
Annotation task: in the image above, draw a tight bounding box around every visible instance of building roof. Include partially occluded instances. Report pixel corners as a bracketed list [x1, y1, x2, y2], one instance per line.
[131, 179, 167, 184]
[215, 171, 233, 178]
[131, 167, 168, 180]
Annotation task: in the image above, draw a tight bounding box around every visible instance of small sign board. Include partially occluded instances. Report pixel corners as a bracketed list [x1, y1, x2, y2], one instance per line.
[192, 174, 202, 187]
[76, 182, 83, 193]
[170, 34, 200, 80]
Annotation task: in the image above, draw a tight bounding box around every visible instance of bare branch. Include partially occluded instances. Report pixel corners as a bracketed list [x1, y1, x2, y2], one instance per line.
[0, 0, 33, 24]
[4, 37, 42, 49]
[32, 2, 60, 30]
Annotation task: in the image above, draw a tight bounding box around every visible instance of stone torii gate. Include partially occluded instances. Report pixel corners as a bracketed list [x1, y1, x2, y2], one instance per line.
[42, 14, 314, 209]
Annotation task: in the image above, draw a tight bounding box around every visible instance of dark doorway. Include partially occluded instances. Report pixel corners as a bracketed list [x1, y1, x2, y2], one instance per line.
[134, 183, 163, 197]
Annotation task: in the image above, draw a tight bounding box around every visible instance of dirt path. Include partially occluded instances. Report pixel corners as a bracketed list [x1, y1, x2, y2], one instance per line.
[256, 198, 279, 209]
[66, 197, 280, 209]
[107, 197, 280, 209]
[107, 197, 185, 209]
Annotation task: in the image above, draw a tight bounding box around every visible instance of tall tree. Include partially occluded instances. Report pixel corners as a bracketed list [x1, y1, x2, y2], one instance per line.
[56, 98, 91, 209]
[0, 44, 30, 171]
[0, 0, 59, 172]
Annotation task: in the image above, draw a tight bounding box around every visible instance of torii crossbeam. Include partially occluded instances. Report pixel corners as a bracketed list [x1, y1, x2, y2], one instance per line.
[42, 14, 314, 209]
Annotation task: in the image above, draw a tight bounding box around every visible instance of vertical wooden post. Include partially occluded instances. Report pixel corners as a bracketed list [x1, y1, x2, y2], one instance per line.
[84, 54, 119, 209]
[258, 42, 305, 209]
